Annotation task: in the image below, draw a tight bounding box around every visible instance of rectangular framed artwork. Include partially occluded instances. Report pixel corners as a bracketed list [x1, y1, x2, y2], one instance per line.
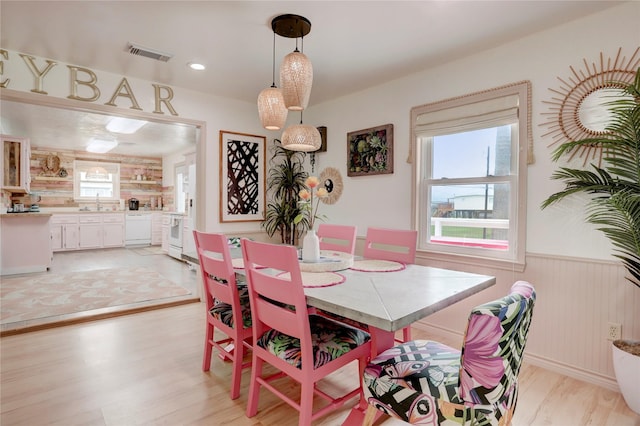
[347, 123, 394, 177]
[219, 130, 266, 222]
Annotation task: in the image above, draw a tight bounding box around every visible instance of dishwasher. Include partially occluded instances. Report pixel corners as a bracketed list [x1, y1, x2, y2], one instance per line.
[125, 212, 152, 245]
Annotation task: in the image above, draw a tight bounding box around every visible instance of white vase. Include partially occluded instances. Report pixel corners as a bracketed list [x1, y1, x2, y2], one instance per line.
[302, 229, 320, 263]
[612, 340, 640, 414]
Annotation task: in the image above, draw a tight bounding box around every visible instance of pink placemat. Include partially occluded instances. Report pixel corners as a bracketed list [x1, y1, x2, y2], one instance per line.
[350, 259, 405, 272]
[277, 271, 346, 288]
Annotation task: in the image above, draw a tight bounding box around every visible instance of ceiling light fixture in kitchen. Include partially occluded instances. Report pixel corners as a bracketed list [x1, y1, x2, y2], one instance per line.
[87, 138, 118, 153]
[188, 62, 206, 70]
[106, 117, 147, 134]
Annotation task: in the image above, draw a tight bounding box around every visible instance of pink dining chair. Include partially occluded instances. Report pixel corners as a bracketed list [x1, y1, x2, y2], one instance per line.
[317, 223, 357, 255]
[193, 230, 252, 400]
[241, 238, 372, 426]
[364, 227, 418, 342]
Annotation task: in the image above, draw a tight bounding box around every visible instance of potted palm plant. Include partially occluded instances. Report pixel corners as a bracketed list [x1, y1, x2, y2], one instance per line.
[541, 68, 640, 414]
[262, 139, 309, 245]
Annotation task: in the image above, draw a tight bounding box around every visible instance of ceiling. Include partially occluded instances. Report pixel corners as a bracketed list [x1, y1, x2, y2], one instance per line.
[0, 1, 622, 156]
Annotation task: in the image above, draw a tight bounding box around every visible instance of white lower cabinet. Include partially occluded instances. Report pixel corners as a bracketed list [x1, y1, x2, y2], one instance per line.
[51, 215, 79, 251]
[52, 213, 123, 251]
[102, 214, 125, 247]
[151, 212, 163, 245]
[79, 215, 103, 249]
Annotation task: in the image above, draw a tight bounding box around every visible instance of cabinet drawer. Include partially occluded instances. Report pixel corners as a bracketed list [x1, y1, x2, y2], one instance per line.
[52, 214, 79, 224]
[102, 214, 124, 223]
[79, 215, 102, 224]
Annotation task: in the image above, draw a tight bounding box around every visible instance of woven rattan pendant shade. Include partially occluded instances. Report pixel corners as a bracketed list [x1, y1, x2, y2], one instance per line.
[280, 50, 313, 111]
[281, 123, 321, 152]
[257, 86, 288, 130]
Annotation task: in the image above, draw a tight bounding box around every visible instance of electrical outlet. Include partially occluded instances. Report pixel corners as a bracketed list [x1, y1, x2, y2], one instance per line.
[608, 323, 622, 340]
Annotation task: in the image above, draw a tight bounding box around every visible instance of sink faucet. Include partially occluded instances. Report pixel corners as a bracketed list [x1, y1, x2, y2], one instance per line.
[96, 194, 102, 211]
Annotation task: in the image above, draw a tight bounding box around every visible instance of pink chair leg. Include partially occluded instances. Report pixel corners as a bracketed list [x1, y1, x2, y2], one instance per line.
[299, 380, 315, 426]
[202, 323, 213, 371]
[246, 356, 263, 418]
[230, 341, 244, 400]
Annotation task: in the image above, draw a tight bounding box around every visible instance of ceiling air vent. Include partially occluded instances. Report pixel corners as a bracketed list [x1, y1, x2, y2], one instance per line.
[126, 43, 173, 62]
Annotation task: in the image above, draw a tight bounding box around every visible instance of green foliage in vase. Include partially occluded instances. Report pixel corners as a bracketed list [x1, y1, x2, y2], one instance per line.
[262, 140, 309, 245]
[542, 68, 640, 288]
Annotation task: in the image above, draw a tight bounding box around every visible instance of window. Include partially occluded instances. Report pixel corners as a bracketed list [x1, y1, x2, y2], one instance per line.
[74, 160, 120, 201]
[411, 82, 530, 270]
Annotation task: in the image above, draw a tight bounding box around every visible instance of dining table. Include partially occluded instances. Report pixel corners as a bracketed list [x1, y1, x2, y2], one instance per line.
[233, 248, 496, 424]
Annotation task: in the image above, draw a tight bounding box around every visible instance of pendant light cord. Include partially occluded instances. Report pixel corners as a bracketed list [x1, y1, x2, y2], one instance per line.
[271, 31, 277, 88]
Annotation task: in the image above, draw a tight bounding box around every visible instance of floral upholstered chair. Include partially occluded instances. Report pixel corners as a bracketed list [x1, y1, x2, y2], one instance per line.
[362, 281, 536, 426]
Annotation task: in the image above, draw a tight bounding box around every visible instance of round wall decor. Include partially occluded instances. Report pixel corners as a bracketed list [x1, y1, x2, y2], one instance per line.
[540, 47, 639, 165]
[319, 167, 343, 205]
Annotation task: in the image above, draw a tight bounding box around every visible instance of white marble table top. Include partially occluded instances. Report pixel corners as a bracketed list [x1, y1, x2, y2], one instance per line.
[303, 264, 495, 332]
[237, 256, 495, 333]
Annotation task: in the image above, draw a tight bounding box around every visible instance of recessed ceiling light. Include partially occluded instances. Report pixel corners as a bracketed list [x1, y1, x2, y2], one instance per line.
[106, 117, 147, 134]
[188, 62, 206, 71]
[87, 138, 118, 153]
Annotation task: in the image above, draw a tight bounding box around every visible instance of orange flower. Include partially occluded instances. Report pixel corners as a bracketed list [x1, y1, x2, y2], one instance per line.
[299, 189, 311, 200]
[306, 176, 320, 189]
[294, 176, 328, 229]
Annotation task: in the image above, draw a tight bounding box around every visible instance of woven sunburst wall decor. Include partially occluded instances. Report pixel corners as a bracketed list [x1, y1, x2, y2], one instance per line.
[540, 47, 639, 165]
[319, 167, 343, 205]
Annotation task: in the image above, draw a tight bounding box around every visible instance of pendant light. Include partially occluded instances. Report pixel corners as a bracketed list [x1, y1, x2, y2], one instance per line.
[272, 14, 313, 111]
[257, 30, 288, 130]
[281, 111, 321, 152]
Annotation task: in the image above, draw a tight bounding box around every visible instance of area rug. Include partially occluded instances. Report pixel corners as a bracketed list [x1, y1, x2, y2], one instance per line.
[130, 246, 166, 256]
[1, 267, 194, 327]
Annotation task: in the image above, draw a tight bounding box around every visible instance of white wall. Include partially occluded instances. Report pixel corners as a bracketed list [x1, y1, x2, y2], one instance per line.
[303, 2, 640, 389]
[306, 2, 639, 261]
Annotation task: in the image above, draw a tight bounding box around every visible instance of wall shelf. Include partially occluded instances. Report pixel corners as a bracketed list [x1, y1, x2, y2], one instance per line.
[127, 180, 157, 184]
[33, 176, 72, 182]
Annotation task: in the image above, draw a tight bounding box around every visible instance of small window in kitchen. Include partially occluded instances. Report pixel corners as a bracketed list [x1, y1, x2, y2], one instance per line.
[73, 160, 120, 201]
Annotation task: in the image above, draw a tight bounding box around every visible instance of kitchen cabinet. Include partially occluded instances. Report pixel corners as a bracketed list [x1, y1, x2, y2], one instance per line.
[52, 213, 123, 251]
[102, 214, 124, 247]
[79, 215, 102, 249]
[1, 213, 52, 275]
[161, 213, 170, 252]
[1, 135, 31, 193]
[51, 214, 79, 251]
[151, 212, 163, 246]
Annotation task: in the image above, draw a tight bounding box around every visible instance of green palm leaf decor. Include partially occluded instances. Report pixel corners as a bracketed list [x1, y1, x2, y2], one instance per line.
[541, 68, 640, 288]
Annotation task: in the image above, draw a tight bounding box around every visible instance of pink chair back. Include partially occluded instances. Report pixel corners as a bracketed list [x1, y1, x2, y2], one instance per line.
[363, 227, 417, 264]
[241, 239, 311, 349]
[193, 231, 252, 400]
[317, 224, 357, 255]
[241, 238, 372, 424]
[193, 231, 240, 313]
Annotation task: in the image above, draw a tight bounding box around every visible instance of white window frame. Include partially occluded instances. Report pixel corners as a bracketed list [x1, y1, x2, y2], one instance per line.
[411, 82, 529, 271]
[73, 160, 121, 201]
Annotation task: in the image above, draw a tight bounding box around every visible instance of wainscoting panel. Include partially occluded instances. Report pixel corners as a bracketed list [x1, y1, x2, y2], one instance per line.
[415, 252, 640, 391]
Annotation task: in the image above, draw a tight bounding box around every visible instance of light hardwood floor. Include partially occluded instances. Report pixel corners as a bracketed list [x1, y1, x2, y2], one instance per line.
[1, 302, 638, 426]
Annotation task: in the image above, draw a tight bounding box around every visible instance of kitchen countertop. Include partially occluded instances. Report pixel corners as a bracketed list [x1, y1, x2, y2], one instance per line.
[1, 212, 53, 217]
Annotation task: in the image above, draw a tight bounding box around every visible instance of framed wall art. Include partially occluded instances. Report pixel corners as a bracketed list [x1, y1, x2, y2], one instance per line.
[219, 130, 266, 222]
[347, 123, 393, 177]
[316, 126, 327, 152]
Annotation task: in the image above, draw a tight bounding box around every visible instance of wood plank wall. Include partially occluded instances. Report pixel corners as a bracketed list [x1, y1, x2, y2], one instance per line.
[28, 146, 174, 210]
